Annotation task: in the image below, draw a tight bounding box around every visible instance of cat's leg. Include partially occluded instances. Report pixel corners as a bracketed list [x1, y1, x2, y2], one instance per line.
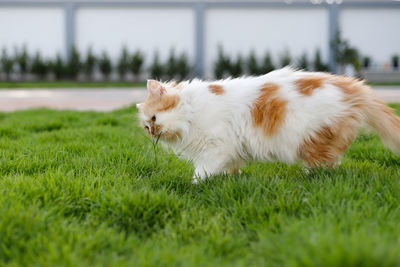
[229, 168, 241, 175]
[303, 155, 342, 169]
[226, 160, 245, 175]
[192, 162, 225, 184]
[192, 148, 234, 184]
[299, 115, 359, 169]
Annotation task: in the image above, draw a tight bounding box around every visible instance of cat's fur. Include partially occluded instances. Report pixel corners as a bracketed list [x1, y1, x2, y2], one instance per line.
[137, 68, 400, 183]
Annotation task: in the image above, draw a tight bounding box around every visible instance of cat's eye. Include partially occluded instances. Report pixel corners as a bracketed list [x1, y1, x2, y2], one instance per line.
[151, 115, 156, 122]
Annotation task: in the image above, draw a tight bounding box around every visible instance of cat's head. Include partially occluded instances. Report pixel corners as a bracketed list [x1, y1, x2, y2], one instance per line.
[136, 80, 187, 142]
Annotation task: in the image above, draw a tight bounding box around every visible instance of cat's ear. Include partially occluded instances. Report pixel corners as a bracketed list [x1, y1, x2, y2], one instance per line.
[147, 80, 166, 97]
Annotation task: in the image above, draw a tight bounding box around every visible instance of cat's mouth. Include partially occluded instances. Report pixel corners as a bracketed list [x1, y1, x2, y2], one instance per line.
[144, 125, 181, 141]
[144, 125, 163, 138]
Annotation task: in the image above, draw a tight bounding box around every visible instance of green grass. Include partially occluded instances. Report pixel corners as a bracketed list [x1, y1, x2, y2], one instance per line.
[367, 82, 400, 87]
[1, 105, 400, 267]
[0, 81, 146, 88]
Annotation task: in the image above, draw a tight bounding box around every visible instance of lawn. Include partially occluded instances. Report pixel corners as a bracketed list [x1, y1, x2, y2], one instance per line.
[1, 105, 400, 267]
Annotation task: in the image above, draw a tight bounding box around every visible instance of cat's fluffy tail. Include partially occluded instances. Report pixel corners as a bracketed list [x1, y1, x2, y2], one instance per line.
[361, 89, 400, 152]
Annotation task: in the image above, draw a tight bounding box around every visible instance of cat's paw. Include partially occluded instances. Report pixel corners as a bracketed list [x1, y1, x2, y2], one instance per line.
[192, 177, 200, 184]
[229, 168, 241, 175]
[192, 172, 206, 184]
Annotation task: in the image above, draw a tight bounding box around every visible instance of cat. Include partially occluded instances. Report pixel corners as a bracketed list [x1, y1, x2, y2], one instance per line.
[136, 68, 400, 184]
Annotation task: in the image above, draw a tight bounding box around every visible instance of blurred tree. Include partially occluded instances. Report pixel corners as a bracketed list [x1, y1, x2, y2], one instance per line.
[392, 55, 399, 70]
[117, 46, 130, 81]
[166, 49, 178, 80]
[99, 51, 112, 81]
[298, 52, 309, 71]
[15, 45, 29, 79]
[261, 52, 275, 74]
[1, 48, 14, 80]
[31, 51, 49, 80]
[313, 49, 329, 72]
[49, 53, 65, 80]
[279, 49, 291, 67]
[247, 50, 261, 75]
[229, 55, 243, 77]
[331, 31, 360, 73]
[130, 50, 144, 82]
[83, 47, 96, 81]
[362, 56, 371, 70]
[66, 46, 81, 80]
[149, 51, 163, 80]
[176, 53, 191, 81]
[214, 45, 231, 79]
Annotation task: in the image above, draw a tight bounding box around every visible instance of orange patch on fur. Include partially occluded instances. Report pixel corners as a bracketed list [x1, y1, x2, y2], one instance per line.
[157, 94, 180, 112]
[170, 81, 184, 90]
[299, 115, 360, 167]
[295, 75, 326, 96]
[208, 84, 225, 95]
[331, 75, 371, 112]
[142, 93, 180, 116]
[149, 122, 181, 141]
[251, 83, 287, 136]
[161, 129, 182, 141]
[298, 75, 367, 166]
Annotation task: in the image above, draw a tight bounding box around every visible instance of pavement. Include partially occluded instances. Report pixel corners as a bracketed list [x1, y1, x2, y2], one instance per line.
[0, 89, 147, 112]
[0, 86, 399, 112]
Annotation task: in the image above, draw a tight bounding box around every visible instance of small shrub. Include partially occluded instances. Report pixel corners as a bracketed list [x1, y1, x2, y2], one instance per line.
[49, 53, 65, 80]
[332, 31, 350, 65]
[149, 51, 163, 80]
[83, 47, 96, 81]
[130, 50, 144, 82]
[298, 52, 309, 71]
[117, 46, 130, 81]
[65, 46, 81, 80]
[279, 49, 291, 67]
[176, 53, 191, 81]
[363, 56, 371, 70]
[1, 48, 14, 80]
[214, 46, 231, 79]
[98, 51, 112, 81]
[15, 45, 29, 78]
[229, 55, 243, 77]
[314, 49, 329, 72]
[30, 52, 49, 80]
[332, 30, 360, 72]
[261, 52, 275, 74]
[392, 55, 399, 70]
[247, 51, 261, 75]
[165, 49, 178, 80]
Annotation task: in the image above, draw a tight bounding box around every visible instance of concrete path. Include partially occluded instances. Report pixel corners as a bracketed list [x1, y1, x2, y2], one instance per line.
[0, 86, 399, 112]
[0, 89, 147, 112]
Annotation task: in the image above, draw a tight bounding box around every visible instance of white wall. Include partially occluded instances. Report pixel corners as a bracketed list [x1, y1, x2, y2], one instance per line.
[76, 7, 195, 63]
[0, 5, 399, 76]
[205, 8, 329, 77]
[340, 8, 400, 67]
[0, 7, 65, 58]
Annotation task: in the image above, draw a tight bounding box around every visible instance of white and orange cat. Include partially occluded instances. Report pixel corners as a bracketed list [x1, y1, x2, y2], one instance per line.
[137, 68, 400, 183]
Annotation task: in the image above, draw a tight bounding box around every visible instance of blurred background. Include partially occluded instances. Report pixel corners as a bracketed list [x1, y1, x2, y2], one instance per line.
[0, 0, 399, 110]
